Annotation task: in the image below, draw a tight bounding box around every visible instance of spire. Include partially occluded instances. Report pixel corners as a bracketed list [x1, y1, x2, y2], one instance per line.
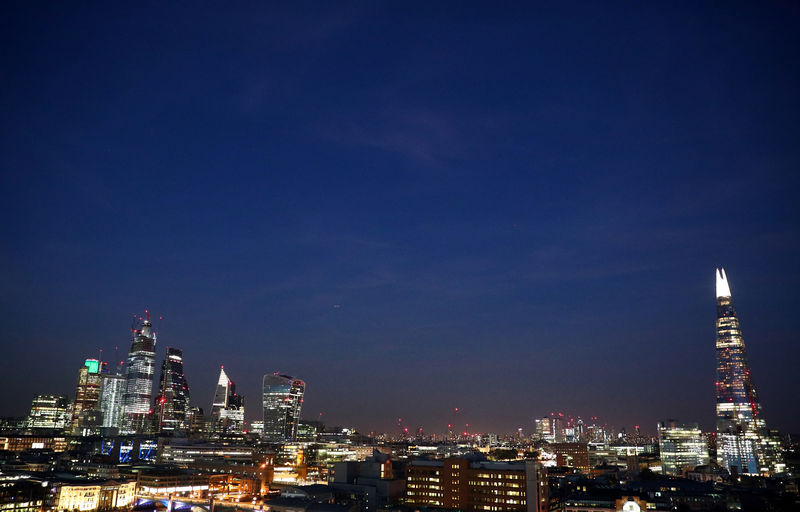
[716, 268, 731, 298]
[217, 367, 230, 386]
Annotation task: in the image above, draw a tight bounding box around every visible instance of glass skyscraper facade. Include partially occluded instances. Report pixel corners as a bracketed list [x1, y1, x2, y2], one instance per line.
[715, 268, 784, 476]
[27, 394, 70, 430]
[262, 373, 305, 442]
[210, 367, 245, 434]
[155, 347, 191, 433]
[100, 372, 125, 429]
[70, 358, 103, 434]
[121, 316, 157, 433]
[657, 420, 709, 475]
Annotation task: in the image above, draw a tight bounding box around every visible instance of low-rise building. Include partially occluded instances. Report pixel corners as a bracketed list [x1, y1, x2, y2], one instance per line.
[136, 469, 209, 497]
[54, 478, 136, 511]
[0, 436, 68, 452]
[0, 474, 49, 512]
[329, 452, 405, 512]
[548, 443, 590, 472]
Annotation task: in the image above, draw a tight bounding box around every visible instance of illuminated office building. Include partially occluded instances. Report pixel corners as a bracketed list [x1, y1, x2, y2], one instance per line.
[534, 418, 550, 442]
[657, 420, 709, 475]
[262, 373, 305, 442]
[155, 347, 191, 433]
[406, 458, 542, 512]
[27, 394, 70, 430]
[210, 367, 244, 434]
[99, 372, 125, 430]
[121, 314, 157, 433]
[715, 268, 784, 475]
[211, 366, 231, 421]
[70, 359, 103, 434]
[549, 442, 590, 471]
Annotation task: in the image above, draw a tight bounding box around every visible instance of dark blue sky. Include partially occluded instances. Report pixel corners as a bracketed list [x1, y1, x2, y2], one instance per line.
[1, 2, 798, 435]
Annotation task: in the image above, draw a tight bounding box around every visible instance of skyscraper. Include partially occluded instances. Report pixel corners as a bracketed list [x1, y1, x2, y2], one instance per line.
[100, 372, 125, 431]
[262, 373, 305, 442]
[121, 313, 157, 433]
[657, 420, 709, 476]
[155, 347, 191, 433]
[27, 394, 70, 430]
[714, 268, 784, 475]
[210, 367, 245, 434]
[70, 359, 103, 434]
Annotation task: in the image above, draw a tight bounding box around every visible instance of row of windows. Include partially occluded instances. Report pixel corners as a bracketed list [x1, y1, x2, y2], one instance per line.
[470, 489, 524, 496]
[408, 475, 440, 482]
[468, 481, 523, 488]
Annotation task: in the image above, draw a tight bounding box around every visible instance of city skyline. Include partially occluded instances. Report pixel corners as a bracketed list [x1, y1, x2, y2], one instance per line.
[1, 3, 799, 436]
[0, 268, 793, 437]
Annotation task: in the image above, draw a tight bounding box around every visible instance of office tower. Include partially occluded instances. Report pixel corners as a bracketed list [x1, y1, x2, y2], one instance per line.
[657, 420, 709, 475]
[575, 418, 586, 441]
[534, 418, 549, 441]
[26, 394, 70, 430]
[100, 372, 125, 430]
[715, 268, 784, 475]
[211, 366, 232, 422]
[70, 359, 103, 434]
[262, 373, 305, 442]
[121, 314, 157, 433]
[553, 416, 565, 442]
[155, 347, 191, 433]
[210, 367, 245, 434]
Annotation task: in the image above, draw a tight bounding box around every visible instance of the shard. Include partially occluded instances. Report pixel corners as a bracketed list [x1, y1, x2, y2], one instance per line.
[715, 268, 783, 475]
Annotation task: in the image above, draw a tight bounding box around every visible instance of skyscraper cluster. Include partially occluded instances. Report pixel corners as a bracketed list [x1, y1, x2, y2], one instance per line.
[11, 269, 785, 479]
[20, 311, 307, 441]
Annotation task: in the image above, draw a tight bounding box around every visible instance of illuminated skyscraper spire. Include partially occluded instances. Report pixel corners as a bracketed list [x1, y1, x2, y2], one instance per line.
[714, 269, 783, 475]
[715, 267, 731, 298]
[211, 366, 231, 420]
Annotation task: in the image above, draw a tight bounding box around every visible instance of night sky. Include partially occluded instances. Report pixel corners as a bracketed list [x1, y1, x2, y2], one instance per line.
[1, 3, 798, 436]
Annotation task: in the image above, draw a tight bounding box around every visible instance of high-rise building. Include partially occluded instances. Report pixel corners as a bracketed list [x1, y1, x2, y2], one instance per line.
[26, 394, 70, 430]
[121, 314, 157, 433]
[100, 372, 125, 430]
[534, 417, 550, 441]
[155, 347, 191, 433]
[70, 359, 103, 434]
[262, 373, 305, 442]
[210, 367, 245, 434]
[714, 268, 784, 475]
[657, 420, 709, 475]
[211, 366, 232, 423]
